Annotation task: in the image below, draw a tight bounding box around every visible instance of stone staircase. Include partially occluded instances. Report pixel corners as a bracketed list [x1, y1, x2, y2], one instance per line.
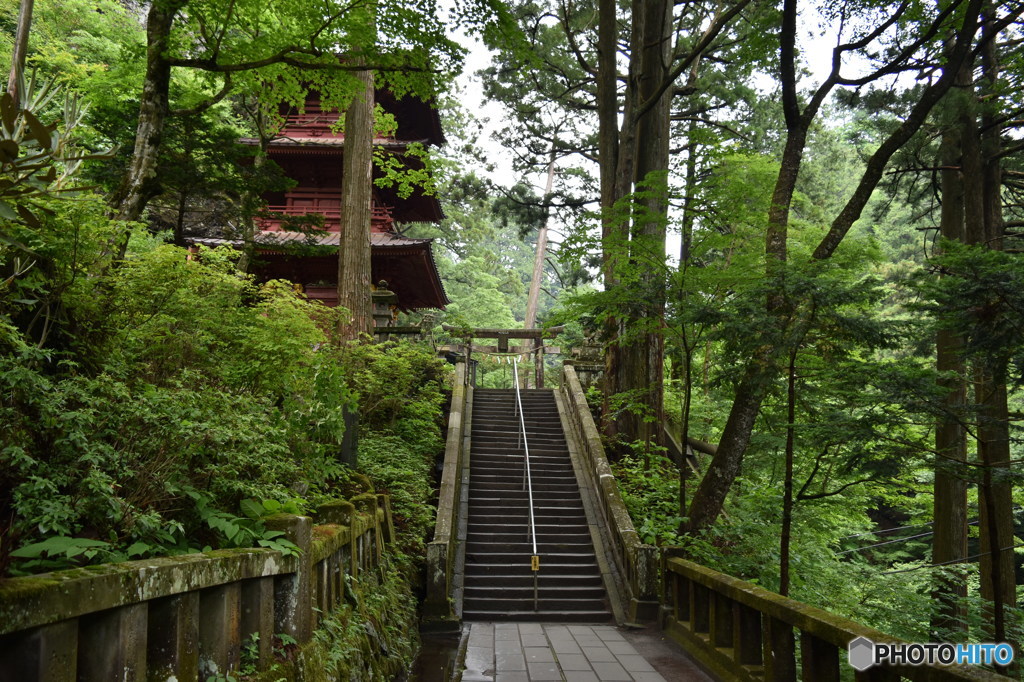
[462, 388, 611, 622]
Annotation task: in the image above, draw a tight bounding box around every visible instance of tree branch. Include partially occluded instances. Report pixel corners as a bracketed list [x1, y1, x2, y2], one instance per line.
[170, 74, 233, 116]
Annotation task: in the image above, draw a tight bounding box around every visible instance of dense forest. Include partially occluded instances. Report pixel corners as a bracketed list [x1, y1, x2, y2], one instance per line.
[0, 0, 1023, 673]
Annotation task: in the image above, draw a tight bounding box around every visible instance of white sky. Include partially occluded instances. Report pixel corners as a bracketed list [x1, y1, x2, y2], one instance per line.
[444, 7, 875, 265]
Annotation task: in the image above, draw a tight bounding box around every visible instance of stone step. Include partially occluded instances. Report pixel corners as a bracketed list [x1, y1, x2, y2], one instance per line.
[466, 531, 594, 545]
[465, 551, 598, 565]
[463, 573, 604, 588]
[470, 473, 577, 485]
[463, 593, 608, 612]
[463, 559, 600, 577]
[460, 609, 612, 623]
[469, 484, 582, 495]
[466, 493, 581, 503]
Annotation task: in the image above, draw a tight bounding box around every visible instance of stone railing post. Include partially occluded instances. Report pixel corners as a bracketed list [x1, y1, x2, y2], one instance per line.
[264, 514, 313, 644]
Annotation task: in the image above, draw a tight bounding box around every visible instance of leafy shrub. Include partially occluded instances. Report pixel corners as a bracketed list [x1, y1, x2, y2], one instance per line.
[0, 244, 360, 574]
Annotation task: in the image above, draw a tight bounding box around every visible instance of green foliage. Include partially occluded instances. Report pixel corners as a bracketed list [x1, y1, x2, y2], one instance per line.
[0, 237, 363, 574]
[335, 341, 449, 556]
[912, 240, 1024, 381]
[307, 553, 420, 679]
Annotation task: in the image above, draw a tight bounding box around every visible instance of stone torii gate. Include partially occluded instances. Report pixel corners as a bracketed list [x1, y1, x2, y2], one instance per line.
[441, 325, 563, 388]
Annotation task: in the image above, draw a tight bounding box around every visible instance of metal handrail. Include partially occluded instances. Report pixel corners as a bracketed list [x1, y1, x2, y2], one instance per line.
[512, 357, 540, 610]
[512, 357, 537, 555]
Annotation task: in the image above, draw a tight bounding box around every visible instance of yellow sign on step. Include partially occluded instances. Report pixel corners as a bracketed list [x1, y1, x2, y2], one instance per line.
[531, 555, 540, 571]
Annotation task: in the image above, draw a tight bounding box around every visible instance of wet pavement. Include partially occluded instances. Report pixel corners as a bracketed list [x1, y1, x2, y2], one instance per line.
[457, 623, 713, 682]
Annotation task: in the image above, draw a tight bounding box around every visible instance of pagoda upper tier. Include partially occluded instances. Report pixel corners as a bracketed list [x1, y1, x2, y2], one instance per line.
[241, 89, 445, 230]
[223, 87, 449, 311]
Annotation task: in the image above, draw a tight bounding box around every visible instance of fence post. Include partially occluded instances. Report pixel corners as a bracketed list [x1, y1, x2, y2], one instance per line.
[765, 617, 796, 682]
[148, 593, 200, 681]
[800, 633, 839, 682]
[198, 583, 242, 679]
[0, 619, 78, 682]
[240, 578, 274, 671]
[264, 514, 313, 644]
[78, 603, 148, 680]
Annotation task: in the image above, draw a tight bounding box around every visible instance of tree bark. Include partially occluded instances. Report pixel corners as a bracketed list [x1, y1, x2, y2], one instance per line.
[524, 152, 555, 330]
[336, 69, 375, 340]
[6, 0, 33, 104]
[616, 0, 672, 449]
[930, 65, 969, 636]
[110, 0, 185, 234]
[973, 10, 1015, 653]
[779, 348, 797, 596]
[597, 0, 624, 438]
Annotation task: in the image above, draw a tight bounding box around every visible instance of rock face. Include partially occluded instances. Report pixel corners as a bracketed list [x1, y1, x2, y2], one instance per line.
[462, 388, 612, 623]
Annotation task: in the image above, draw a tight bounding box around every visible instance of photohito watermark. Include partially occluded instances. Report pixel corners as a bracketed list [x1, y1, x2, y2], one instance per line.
[848, 637, 1015, 670]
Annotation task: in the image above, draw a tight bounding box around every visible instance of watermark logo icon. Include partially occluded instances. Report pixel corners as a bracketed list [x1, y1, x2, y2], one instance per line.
[847, 637, 1015, 669]
[848, 637, 874, 671]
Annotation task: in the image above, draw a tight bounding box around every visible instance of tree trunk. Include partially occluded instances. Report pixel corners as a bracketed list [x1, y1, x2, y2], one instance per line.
[597, 0, 623, 438]
[974, 11, 1015, 653]
[779, 348, 796, 596]
[524, 152, 555, 330]
[687, 0, 984, 531]
[616, 0, 672, 448]
[930, 74, 969, 636]
[237, 108, 272, 273]
[336, 69, 375, 340]
[109, 0, 185, 235]
[6, 0, 33, 104]
[689, 0, 809, 530]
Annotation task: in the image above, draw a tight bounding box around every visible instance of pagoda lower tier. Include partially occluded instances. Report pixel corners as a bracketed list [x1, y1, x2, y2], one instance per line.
[188, 230, 448, 311]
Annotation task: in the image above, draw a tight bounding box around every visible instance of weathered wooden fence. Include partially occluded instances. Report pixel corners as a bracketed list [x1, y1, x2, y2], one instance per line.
[560, 363, 660, 622]
[0, 493, 393, 681]
[423, 360, 470, 628]
[663, 556, 1006, 682]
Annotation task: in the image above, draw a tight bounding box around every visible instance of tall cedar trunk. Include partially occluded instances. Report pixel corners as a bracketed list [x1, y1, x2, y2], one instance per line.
[975, 10, 1015, 652]
[524, 152, 555, 330]
[6, 0, 33, 103]
[598, 0, 640, 441]
[597, 0, 623, 437]
[110, 0, 184, 235]
[616, 0, 671, 448]
[688, 0, 983, 531]
[336, 70, 374, 340]
[930, 66, 969, 636]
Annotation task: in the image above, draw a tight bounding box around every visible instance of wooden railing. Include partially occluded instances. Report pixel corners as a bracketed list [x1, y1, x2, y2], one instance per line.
[0, 494, 393, 681]
[257, 204, 395, 232]
[663, 557, 1007, 682]
[423, 360, 470, 629]
[560, 363, 659, 622]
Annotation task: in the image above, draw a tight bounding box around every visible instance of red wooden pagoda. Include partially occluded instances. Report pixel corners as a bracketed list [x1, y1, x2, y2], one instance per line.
[191, 89, 449, 313]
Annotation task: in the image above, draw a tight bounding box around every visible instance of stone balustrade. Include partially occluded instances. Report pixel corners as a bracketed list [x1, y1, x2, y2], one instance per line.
[559, 363, 660, 622]
[0, 493, 392, 681]
[663, 556, 1006, 682]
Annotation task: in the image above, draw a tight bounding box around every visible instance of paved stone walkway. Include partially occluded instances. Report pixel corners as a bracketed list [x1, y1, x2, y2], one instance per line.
[459, 623, 712, 682]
